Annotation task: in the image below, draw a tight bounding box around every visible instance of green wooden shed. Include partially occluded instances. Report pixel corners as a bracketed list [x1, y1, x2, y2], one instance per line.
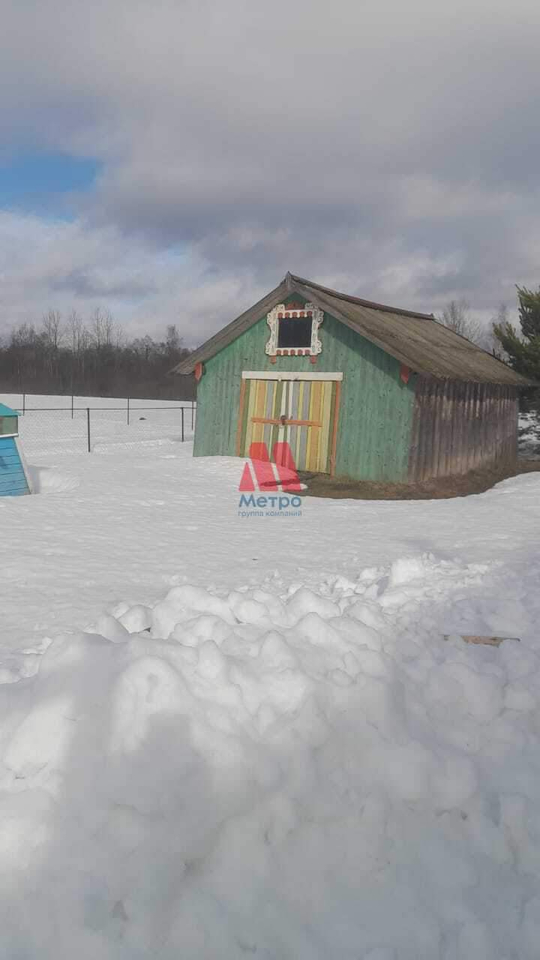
[0, 403, 32, 496]
[173, 273, 530, 482]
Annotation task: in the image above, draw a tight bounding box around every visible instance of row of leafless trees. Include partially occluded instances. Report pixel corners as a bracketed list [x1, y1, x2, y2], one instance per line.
[0, 309, 195, 399]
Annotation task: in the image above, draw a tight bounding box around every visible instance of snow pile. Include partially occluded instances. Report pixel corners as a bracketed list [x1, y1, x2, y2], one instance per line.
[1, 554, 540, 958]
[27, 464, 80, 494]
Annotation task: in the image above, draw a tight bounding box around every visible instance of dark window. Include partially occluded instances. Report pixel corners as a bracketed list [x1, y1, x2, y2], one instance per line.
[0, 416, 17, 436]
[278, 317, 312, 348]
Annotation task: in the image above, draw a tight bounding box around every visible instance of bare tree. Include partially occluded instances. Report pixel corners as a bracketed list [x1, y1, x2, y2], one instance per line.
[90, 308, 115, 350]
[437, 299, 485, 345]
[133, 335, 155, 363]
[166, 324, 181, 353]
[488, 303, 513, 359]
[10, 322, 38, 348]
[67, 310, 87, 354]
[66, 310, 89, 389]
[41, 311, 63, 378]
[41, 310, 64, 351]
[114, 324, 125, 349]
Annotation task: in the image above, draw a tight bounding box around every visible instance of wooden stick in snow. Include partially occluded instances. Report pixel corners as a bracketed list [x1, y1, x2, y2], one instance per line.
[443, 634, 520, 647]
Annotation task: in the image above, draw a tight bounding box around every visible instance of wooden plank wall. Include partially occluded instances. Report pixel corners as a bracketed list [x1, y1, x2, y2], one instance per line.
[194, 308, 417, 482]
[408, 378, 518, 481]
[0, 436, 31, 496]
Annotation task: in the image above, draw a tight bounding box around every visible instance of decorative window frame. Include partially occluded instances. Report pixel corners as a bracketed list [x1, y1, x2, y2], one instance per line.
[265, 302, 324, 358]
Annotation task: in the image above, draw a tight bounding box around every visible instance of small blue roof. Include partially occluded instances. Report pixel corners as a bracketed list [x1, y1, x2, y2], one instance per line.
[0, 403, 18, 416]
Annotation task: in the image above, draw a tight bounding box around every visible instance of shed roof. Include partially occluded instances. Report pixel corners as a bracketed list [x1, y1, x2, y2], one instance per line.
[173, 273, 531, 385]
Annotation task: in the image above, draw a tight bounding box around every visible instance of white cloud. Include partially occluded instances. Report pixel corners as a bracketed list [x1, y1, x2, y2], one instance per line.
[1, 0, 540, 341]
[0, 210, 268, 343]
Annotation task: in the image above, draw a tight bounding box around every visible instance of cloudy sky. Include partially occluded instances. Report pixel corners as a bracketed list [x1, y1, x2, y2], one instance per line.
[0, 0, 539, 345]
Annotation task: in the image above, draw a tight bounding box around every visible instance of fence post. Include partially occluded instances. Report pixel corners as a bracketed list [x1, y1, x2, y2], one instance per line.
[71, 394, 74, 419]
[191, 400, 194, 430]
[87, 408, 91, 453]
[127, 397, 130, 426]
[181, 407, 185, 442]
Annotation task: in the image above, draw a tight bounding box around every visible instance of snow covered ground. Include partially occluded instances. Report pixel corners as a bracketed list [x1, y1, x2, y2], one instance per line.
[1, 393, 194, 457]
[1, 394, 540, 959]
[519, 411, 540, 460]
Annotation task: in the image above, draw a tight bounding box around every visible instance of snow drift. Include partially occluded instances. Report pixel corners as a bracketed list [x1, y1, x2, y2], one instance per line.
[26, 464, 80, 494]
[1, 554, 540, 959]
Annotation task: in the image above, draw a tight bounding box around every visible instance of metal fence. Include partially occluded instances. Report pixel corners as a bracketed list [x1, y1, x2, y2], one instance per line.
[13, 399, 196, 456]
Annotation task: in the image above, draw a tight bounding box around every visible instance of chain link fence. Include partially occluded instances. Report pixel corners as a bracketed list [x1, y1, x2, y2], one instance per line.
[8, 398, 196, 457]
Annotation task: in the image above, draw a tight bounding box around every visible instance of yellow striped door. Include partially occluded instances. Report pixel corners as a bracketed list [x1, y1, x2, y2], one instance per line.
[239, 378, 339, 474]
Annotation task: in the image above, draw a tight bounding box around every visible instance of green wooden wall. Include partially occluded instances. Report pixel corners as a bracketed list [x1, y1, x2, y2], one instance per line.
[193, 305, 417, 481]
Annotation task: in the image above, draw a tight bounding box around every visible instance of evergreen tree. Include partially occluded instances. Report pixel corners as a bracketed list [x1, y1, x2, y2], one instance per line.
[493, 286, 540, 384]
[517, 286, 540, 340]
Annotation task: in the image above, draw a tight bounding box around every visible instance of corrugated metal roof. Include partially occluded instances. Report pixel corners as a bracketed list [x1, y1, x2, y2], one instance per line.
[173, 273, 531, 385]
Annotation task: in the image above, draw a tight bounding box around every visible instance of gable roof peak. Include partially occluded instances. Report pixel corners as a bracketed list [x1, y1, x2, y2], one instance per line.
[172, 274, 532, 386]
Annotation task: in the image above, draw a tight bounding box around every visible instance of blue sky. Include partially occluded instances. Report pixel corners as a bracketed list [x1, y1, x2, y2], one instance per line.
[0, 153, 99, 215]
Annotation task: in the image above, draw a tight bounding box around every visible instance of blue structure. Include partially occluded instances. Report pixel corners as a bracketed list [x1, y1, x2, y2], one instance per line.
[0, 403, 31, 496]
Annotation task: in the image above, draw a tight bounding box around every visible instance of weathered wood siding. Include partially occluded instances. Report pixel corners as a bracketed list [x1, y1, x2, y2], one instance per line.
[194, 306, 417, 481]
[408, 378, 518, 481]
